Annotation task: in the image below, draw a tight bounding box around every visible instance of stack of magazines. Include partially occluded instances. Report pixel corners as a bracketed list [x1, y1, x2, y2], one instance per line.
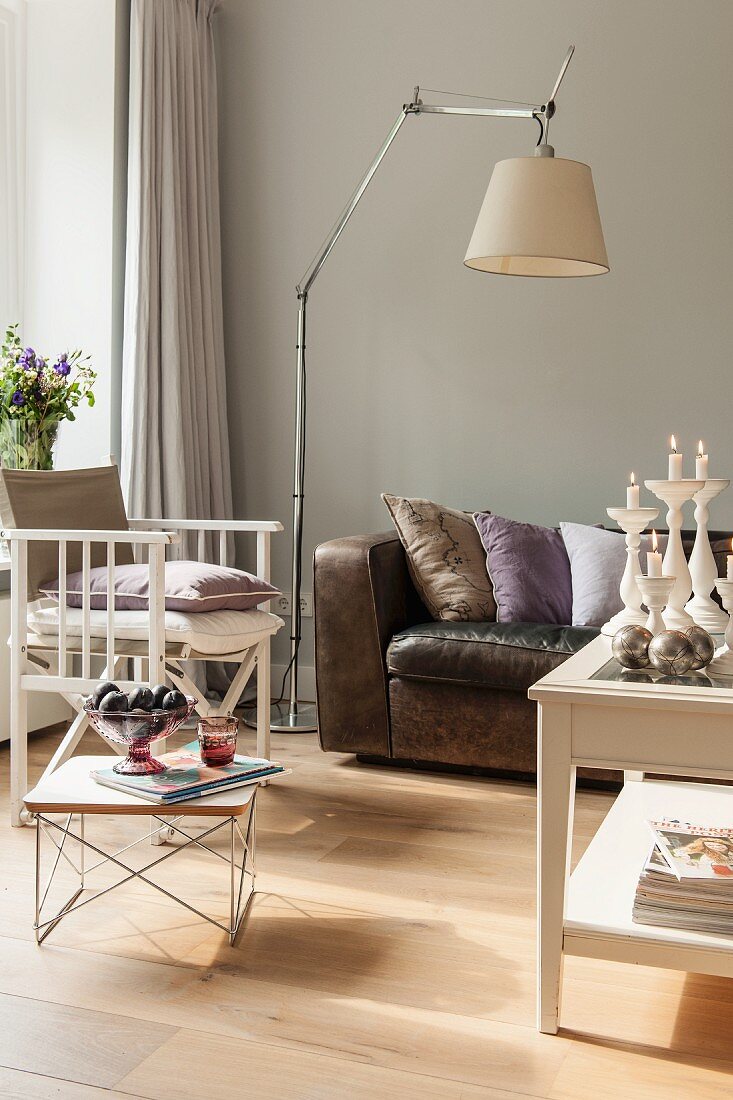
[91, 742, 287, 804]
[633, 819, 733, 935]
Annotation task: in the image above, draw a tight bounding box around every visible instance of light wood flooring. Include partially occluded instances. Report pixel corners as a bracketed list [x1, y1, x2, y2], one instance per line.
[1, 724, 733, 1099]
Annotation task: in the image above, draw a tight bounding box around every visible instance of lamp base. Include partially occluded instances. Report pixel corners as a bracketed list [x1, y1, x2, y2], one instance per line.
[242, 701, 318, 733]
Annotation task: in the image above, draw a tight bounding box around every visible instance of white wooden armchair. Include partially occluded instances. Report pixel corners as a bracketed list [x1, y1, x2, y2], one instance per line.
[0, 465, 283, 827]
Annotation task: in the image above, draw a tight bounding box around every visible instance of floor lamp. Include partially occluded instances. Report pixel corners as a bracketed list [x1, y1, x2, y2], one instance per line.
[268, 45, 608, 732]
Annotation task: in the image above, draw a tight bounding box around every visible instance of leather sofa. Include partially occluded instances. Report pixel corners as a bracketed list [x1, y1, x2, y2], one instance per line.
[314, 528, 727, 783]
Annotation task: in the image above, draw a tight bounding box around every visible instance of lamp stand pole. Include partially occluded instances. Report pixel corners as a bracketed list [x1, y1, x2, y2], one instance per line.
[251, 49, 576, 734]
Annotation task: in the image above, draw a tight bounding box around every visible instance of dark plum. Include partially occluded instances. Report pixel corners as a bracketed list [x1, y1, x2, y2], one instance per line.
[150, 684, 169, 710]
[128, 687, 154, 711]
[99, 691, 129, 713]
[161, 690, 187, 711]
[92, 681, 119, 709]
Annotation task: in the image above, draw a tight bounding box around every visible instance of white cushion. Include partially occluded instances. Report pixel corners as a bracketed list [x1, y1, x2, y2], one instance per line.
[27, 605, 284, 657]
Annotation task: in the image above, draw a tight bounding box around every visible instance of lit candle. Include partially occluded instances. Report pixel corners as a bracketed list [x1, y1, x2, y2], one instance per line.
[668, 436, 683, 480]
[647, 529, 662, 577]
[727, 537, 733, 581]
[626, 472, 640, 509]
[696, 440, 709, 480]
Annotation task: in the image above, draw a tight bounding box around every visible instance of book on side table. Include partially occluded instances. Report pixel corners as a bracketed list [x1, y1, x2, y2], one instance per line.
[91, 742, 288, 804]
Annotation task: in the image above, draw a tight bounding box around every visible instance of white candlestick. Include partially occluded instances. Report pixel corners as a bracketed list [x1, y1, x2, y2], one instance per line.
[685, 478, 729, 632]
[696, 441, 709, 480]
[626, 474, 640, 509]
[668, 435, 683, 480]
[603, 506, 659, 635]
[646, 478, 704, 631]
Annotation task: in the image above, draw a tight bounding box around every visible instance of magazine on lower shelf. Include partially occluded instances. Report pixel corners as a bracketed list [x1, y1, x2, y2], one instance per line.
[648, 820, 733, 879]
[91, 742, 288, 804]
[632, 822, 733, 935]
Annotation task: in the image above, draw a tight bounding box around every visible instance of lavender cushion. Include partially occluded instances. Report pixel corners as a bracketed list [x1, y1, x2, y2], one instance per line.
[559, 523, 670, 627]
[40, 561, 280, 613]
[473, 513, 572, 625]
[560, 521, 625, 627]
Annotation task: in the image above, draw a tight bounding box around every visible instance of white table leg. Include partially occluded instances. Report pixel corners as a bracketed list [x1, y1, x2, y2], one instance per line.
[624, 770, 644, 783]
[537, 701, 575, 1034]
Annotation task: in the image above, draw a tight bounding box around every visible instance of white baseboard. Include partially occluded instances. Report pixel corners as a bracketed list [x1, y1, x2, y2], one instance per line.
[271, 662, 316, 703]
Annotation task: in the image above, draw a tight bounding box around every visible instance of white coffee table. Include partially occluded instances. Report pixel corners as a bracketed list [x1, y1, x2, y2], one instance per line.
[24, 756, 267, 945]
[529, 633, 733, 1035]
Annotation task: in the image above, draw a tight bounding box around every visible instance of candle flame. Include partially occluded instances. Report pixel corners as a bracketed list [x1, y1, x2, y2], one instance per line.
[671, 435, 677, 453]
[698, 440, 704, 457]
[630, 472, 635, 486]
[652, 529, 658, 552]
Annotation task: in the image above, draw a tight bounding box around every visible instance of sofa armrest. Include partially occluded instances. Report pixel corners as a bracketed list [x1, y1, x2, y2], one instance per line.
[314, 531, 416, 756]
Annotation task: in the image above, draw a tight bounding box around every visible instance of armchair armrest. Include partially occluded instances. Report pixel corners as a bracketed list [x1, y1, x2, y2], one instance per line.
[2, 527, 178, 544]
[314, 531, 418, 756]
[128, 518, 283, 532]
[128, 518, 282, 585]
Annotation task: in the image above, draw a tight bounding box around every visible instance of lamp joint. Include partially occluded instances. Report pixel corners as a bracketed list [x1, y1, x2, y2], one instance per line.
[404, 85, 422, 113]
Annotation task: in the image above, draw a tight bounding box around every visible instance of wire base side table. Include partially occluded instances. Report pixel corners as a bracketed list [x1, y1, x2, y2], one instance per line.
[24, 756, 263, 946]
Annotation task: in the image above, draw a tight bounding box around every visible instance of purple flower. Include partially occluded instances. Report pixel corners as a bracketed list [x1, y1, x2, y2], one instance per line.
[23, 347, 35, 358]
[11, 390, 25, 406]
[53, 359, 71, 376]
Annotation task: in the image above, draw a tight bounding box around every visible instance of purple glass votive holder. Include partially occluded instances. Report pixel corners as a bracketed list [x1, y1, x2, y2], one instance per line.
[197, 716, 238, 767]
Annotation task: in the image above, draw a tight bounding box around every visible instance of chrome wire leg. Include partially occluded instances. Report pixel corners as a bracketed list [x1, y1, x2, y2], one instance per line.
[34, 819, 40, 944]
[32, 807, 257, 946]
[230, 817, 236, 945]
[34, 814, 84, 945]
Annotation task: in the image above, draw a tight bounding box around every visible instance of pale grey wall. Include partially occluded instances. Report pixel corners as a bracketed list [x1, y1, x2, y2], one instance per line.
[215, 0, 733, 668]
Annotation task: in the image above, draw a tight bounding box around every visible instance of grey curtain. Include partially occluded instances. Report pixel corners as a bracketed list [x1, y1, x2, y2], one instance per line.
[121, 0, 232, 540]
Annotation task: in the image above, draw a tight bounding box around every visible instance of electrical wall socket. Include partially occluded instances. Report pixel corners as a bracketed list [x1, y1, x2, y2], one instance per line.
[273, 593, 313, 617]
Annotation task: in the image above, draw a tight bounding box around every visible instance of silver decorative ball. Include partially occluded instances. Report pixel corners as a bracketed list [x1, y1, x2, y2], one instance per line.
[685, 625, 715, 670]
[612, 625, 653, 669]
[648, 630, 696, 676]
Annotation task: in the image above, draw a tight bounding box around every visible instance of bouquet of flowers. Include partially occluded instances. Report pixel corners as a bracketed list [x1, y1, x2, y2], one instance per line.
[0, 323, 96, 469]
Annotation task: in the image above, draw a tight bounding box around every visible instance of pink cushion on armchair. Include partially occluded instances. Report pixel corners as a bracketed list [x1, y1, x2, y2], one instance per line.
[41, 560, 280, 613]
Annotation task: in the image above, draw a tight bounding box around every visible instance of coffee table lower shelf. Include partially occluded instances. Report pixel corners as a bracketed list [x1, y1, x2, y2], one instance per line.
[564, 779, 733, 978]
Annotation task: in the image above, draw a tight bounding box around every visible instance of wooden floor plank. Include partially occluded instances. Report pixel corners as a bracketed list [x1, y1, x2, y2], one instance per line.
[0, 992, 176, 1088]
[0, 1065, 147, 1099]
[549, 1039, 733, 1100]
[117, 1027, 545, 1100]
[0, 940, 570, 1093]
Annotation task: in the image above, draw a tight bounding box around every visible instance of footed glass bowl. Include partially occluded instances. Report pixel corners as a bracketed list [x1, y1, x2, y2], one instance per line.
[83, 697, 196, 775]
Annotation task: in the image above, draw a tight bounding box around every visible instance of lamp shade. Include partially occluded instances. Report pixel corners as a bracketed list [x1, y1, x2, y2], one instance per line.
[464, 155, 608, 277]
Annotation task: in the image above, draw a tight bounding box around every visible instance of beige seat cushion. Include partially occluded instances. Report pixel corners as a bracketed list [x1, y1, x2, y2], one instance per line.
[27, 605, 284, 657]
[382, 493, 496, 623]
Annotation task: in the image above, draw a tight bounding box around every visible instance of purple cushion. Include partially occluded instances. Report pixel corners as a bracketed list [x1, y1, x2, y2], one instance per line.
[473, 513, 572, 625]
[40, 561, 280, 613]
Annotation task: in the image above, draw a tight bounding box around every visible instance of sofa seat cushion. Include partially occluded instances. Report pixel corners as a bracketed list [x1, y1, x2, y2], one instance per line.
[387, 621, 599, 693]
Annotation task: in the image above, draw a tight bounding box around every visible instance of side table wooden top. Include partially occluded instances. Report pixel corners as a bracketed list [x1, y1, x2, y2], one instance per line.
[24, 756, 264, 816]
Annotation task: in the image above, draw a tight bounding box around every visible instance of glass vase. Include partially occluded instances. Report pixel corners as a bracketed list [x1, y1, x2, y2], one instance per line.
[0, 419, 58, 470]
